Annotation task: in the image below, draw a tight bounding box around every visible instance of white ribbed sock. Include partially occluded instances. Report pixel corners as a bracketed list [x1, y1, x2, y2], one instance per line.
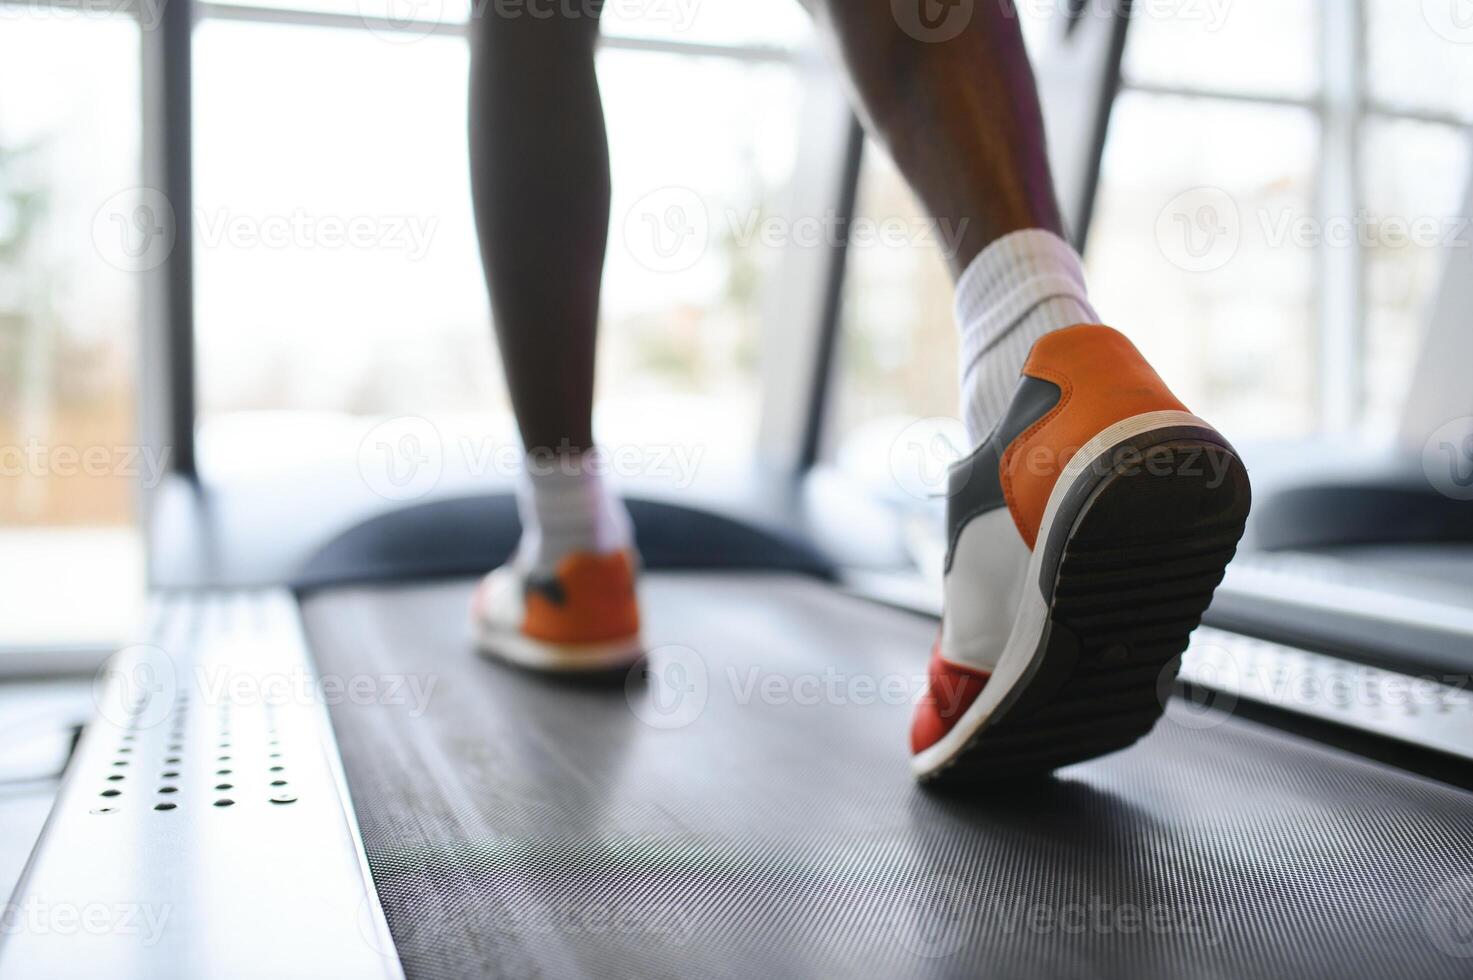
[954, 229, 1100, 445]
[515, 450, 633, 574]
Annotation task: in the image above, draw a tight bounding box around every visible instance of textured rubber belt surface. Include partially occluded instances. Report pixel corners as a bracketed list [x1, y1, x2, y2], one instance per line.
[302, 574, 1473, 980]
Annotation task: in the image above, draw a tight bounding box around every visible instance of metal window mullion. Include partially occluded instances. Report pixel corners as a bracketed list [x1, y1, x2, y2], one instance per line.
[192, 1, 798, 63]
[139, 0, 197, 484]
[1118, 78, 1318, 111]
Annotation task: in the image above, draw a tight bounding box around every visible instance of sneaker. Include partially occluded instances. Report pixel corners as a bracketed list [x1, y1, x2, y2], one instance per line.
[910, 325, 1251, 783]
[472, 550, 643, 672]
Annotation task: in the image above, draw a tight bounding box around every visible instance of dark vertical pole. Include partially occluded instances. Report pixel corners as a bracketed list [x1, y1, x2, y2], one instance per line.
[1072, 0, 1132, 251]
[141, 0, 197, 478]
[797, 115, 865, 471]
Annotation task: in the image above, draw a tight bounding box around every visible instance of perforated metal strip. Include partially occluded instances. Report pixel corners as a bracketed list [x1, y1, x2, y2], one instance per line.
[0, 590, 402, 980]
[1182, 626, 1473, 761]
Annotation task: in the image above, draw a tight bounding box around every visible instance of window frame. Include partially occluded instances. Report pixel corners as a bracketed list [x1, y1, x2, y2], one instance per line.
[1118, 0, 1473, 434]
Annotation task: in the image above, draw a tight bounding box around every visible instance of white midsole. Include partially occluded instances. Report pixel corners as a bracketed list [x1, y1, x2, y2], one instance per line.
[911, 410, 1210, 777]
[475, 622, 645, 672]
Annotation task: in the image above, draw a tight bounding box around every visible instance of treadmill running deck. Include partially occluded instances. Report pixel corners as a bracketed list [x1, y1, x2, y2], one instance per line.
[303, 573, 1473, 980]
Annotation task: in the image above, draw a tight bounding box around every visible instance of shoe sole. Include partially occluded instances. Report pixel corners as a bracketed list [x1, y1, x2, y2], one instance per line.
[913, 413, 1251, 784]
[475, 624, 645, 674]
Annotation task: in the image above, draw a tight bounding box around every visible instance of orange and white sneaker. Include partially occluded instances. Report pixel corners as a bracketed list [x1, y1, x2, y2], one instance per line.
[911, 325, 1252, 783]
[472, 550, 643, 672]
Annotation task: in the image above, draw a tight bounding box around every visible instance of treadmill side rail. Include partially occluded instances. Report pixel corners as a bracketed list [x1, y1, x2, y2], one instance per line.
[0, 590, 404, 980]
[1184, 626, 1473, 763]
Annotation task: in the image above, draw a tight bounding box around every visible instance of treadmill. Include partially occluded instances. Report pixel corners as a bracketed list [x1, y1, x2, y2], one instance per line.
[4, 4, 1473, 979]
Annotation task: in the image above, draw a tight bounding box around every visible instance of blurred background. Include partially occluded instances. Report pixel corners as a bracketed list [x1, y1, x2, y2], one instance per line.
[2, 0, 1470, 647]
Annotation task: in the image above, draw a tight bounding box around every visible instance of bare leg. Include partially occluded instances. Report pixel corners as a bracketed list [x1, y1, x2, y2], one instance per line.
[802, 0, 1095, 440]
[469, 3, 606, 454]
[803, 0, 1064, 275]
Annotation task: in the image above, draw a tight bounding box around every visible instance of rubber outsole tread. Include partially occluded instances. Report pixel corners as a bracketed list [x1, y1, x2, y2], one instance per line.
[922, 440, 1251, 787]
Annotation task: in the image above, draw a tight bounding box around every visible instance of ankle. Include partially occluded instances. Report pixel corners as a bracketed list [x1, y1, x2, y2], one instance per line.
[954, 229, 1099, 444]
[516, 448, 633, 573]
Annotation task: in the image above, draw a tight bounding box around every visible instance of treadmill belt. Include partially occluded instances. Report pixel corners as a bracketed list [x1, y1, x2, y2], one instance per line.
[303, 574, 1473, 980]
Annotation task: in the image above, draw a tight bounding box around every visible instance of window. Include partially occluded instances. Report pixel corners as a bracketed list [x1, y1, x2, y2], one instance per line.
[0, 13, 146, 649]
[832, 0, 1473, 482]
[191, 4, 812, 481]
